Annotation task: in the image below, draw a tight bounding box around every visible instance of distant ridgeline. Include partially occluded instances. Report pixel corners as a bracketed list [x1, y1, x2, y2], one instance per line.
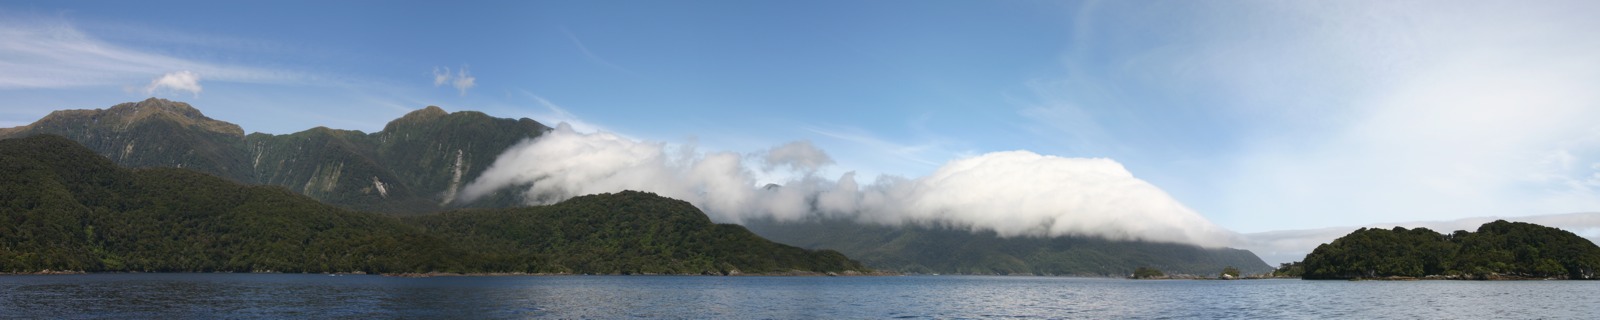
[4, 99, 1276, 276]
[0, 135, 865, 274]
[745, 219, 1273, 276]
[0, 98, 546, 214]
[1301, 221, 1600, 280]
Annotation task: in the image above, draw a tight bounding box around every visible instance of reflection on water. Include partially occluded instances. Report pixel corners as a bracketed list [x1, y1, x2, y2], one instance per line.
[0, 274, 1592, 318]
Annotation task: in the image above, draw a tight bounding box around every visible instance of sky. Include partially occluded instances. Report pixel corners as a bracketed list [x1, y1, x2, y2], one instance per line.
[4, 0, 1600, 245]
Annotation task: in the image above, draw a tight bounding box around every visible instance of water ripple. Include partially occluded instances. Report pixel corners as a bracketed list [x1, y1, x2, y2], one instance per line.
[0, 274, 1592, 319]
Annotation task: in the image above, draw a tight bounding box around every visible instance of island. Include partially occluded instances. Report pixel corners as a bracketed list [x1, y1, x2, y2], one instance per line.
[1299, 220, 1600, 280]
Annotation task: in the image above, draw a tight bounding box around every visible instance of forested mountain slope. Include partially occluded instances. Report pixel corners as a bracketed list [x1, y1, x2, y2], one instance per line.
[0, 98, 546, 213]
[0, 135, 864, 275]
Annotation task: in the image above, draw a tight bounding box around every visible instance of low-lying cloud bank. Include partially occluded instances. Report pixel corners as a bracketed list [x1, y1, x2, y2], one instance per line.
[461, 124, 1238, 247]
[1241, 212, 1600, 265]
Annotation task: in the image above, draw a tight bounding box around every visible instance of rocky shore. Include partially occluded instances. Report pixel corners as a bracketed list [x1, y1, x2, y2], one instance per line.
[0, 269, 87, 275]
[381, 269, 900, 277]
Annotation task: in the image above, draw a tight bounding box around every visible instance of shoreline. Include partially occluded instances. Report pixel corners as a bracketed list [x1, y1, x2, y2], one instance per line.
[0, 270, 901, 277]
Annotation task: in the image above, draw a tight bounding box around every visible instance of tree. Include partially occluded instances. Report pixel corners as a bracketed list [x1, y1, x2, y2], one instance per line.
[1273, 262, 1304, 277]
[1301, 220, 1600, 280]
[1221, 266, 1241, 278]
[1132, 266, 1165, 279]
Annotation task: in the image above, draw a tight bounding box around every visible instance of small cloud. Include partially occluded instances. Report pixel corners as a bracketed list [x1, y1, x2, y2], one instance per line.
[143, 71, 202, 98]
[762, 141, 835, 174]
[432, 65, 477, 96]
[453, 67, 476, 96]
[433, 67, 451, 86]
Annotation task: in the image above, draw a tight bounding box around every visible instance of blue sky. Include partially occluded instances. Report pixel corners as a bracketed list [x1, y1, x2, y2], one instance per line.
[4, 0, 1600, 234]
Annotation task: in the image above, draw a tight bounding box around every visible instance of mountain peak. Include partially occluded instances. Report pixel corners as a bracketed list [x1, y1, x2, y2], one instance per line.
[7, 98, 243, 138]
[404, 106, 448, 119]
[105, 98, 243, 136]
[114, 97, 203, 118]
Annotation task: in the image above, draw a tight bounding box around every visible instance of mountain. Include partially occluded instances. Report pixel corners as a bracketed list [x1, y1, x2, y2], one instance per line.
[0, 98, 547, 213]
[0, 98, 253, 181]
[0, 135, 866, 275]
[5, 99, 1275, 275]
[1300, 221, 1600, 280]
[744, 219, 1273, 276]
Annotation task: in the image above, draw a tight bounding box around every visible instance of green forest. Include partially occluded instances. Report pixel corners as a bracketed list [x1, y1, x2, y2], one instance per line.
[1, 99, 1286, 278]
[1300, 221, 1600, 280]
[0, 98, 548, 214]
[0, 135, 864, 275]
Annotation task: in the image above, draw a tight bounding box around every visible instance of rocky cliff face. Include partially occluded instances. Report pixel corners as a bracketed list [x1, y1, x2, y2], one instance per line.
[0, 98, 549, 214]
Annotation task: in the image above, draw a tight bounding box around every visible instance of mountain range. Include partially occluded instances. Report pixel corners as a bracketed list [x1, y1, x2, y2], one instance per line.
[0, 98, 544, 213]
[0, 134, 863, 274]
[2, 98, 1272, 276]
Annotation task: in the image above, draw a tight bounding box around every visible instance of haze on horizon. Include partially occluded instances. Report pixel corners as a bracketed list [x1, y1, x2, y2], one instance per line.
[3, 0, 1600, 257]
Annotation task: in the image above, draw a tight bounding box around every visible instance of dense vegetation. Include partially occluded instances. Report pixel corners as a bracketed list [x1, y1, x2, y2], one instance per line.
[0, 135, 864, 274]
[744, 218, 1272, 276]
[1301, 222, 1600, 280]
[4, 99, 1278, 275]
[406, 192, 863, 274]
[1220, 266, 1240, 278]
[1272, 261, 1304, 278]
[0, 98, 546, 214]
[1132, 267, 1165, 279]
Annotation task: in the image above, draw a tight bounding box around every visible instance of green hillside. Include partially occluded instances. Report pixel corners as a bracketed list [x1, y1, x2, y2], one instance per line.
[0, 135, 864, 275]
[745, 218, 1272, 276]
[406, 191, 864, 275]
[4, 99, 1277, 276]
[0, 99, 546, 214]
[1301, 221, 1600, 280]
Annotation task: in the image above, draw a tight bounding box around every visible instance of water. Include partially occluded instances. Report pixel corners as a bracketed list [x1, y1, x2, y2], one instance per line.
[0, 274, 1592, 319]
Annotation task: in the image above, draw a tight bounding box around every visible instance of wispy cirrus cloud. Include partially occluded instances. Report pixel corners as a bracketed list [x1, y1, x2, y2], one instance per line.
[561, 26, 636, 75]
[0, 13, 309, 91]
[806, 126, 944, 169]
[1032, 1, 1600, 232]
[515, 89, 608, 135]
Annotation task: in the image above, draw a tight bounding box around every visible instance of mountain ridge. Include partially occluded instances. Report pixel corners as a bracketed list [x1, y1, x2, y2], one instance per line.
[0, 134, 864, 275]
[0, 98, 547, 213]
[5, 99, 1274, 273]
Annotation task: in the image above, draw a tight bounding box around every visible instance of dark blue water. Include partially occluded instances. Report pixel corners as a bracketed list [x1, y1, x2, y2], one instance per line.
[0, 274, 1591, 319]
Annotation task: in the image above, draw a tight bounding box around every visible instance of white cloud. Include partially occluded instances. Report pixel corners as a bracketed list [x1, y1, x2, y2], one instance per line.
[431, 65, 476, 96]
[142, 71, 202, 97]
[0, 14, 306, 90]
[1044, 1, 1600, 231]
[459, 124, 1239, 247]
[453, 67, 475, 96]
[761, 141, 833, 174]
[432, 67, 451, 86]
